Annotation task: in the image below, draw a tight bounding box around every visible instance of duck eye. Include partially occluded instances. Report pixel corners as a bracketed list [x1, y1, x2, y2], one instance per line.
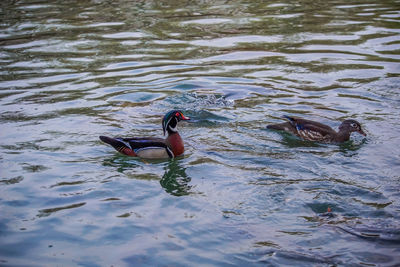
[350, 123, 357, 128]
[175, 112, 181, 117]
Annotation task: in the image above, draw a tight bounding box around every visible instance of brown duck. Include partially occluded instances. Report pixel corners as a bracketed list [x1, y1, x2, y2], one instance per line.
[267, 115, 366, 143]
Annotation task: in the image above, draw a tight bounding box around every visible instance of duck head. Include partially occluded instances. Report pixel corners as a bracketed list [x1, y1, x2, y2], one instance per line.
[339, 119, 366, 136]
[162, 110, 190, 135]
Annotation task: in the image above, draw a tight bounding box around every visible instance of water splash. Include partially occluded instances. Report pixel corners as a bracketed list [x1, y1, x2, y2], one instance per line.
[159, 92, 234, 111]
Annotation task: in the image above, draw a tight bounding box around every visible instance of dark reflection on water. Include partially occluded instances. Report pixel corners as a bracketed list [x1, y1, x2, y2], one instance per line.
[160, 159, 192, 196]
[102, 155, 192, 196]
[1, 0, 400, 266]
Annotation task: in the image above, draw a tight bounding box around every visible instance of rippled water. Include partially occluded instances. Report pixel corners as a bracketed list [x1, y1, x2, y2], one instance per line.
[1, 0, 400, 266]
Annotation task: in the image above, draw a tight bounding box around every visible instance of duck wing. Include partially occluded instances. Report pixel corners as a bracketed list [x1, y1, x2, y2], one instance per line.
[284, 116, 336, 141]
[99, 136, 174, 158]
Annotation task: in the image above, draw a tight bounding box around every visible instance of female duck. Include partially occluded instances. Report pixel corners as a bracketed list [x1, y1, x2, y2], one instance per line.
[267, 115, 366, 143]
[100, 110, 190, 159]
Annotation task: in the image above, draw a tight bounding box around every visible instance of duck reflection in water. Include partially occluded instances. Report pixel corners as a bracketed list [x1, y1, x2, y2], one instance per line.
[160, 159, 192, 196]
[102, 155, 191, 196]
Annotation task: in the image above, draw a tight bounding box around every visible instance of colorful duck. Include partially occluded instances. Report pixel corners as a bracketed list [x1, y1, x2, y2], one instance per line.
[99, 110, 190, 159]
[267, 115, 366, 143]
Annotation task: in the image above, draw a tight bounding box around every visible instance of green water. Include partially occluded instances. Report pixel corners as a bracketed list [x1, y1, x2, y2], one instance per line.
[1, 0, 400, 266]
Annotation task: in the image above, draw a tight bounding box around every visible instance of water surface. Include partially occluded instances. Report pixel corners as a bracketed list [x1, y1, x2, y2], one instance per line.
[1, 0, 400, 266]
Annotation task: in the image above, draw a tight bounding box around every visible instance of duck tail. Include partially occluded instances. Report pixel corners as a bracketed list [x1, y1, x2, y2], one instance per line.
[282, 115, 295, 122]
[99, 136, 136, 156]
[266, 122, 291, 131]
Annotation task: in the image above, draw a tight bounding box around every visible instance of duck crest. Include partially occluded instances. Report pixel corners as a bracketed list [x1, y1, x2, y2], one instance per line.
[163, 110, 179, 135]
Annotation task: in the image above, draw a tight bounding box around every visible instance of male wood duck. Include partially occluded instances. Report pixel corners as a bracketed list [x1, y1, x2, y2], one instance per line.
[267, 115, 366, 143]
[99, 110, 190, 159]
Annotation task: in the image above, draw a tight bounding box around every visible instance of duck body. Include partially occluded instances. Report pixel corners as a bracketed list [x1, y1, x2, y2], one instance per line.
[267, 115, 366, 143]
[99, 110, 189, 159]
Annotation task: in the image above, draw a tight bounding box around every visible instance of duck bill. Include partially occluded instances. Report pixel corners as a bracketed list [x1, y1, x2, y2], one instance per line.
[181, 115, 190, 121]
[358, 129, 367, 136]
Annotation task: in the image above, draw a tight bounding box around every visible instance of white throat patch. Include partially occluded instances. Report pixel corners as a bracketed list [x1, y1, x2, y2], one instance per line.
[168, 124, 177, 132]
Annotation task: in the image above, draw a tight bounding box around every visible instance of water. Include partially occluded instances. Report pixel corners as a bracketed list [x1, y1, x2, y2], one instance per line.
[1, 0, 400, 266]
